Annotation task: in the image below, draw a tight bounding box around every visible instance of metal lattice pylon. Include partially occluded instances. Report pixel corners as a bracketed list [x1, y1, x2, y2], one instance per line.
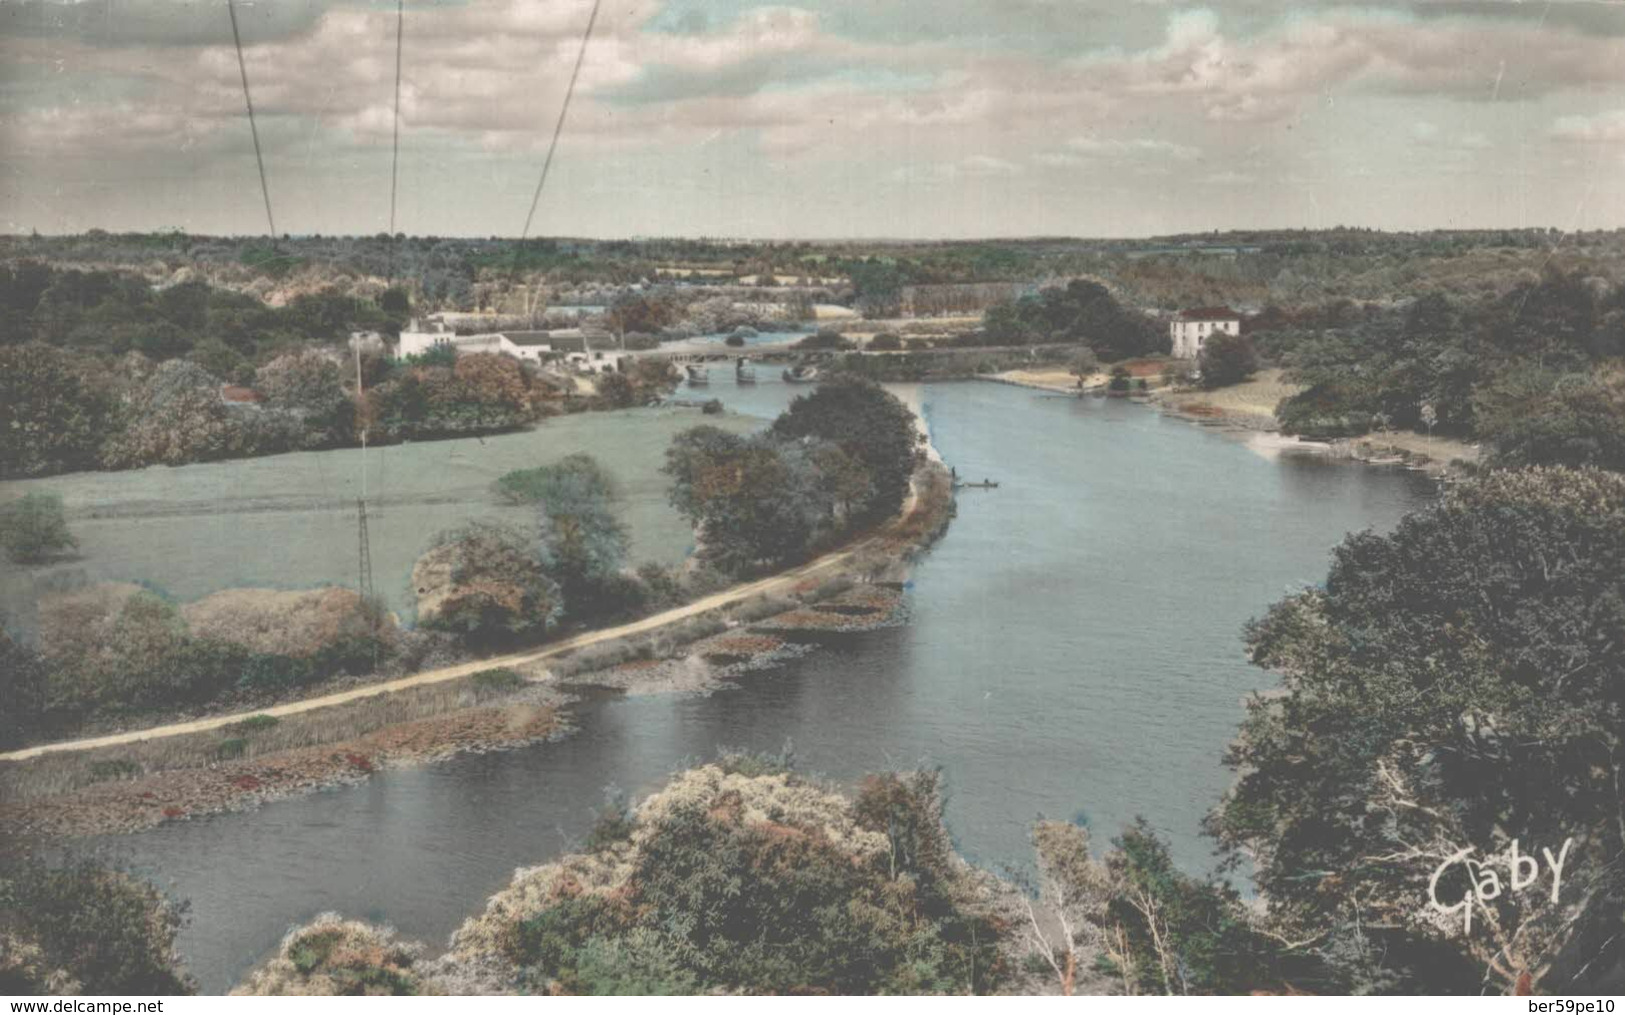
[356, 498, 375, 602]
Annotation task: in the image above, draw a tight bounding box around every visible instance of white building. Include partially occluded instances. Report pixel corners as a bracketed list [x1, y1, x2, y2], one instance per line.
[394, 320, 554, 362]
[1169, 307, 1242, 359]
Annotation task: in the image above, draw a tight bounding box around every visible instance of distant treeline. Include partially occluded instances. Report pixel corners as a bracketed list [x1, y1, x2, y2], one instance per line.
[7, 228, 1625, 317]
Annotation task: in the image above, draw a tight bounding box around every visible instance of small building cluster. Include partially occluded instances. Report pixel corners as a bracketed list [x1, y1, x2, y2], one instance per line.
[1169, 306, 1241, 359]
[387, 317, 624, 374]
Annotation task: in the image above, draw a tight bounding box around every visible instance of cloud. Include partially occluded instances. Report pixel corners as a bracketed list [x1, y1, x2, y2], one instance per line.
[1551, 110, 1625, 144]
[890, 154, 1022, 185]
[3, 0, 1624, 235]
[1065, 134, 1201, 160]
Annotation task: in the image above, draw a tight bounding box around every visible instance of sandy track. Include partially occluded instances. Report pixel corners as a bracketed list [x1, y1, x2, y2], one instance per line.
[0, 496, 914, 764]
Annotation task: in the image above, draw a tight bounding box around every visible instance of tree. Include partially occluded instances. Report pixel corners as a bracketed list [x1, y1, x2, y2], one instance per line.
[1210, 467, 1625, 993]
[983, 281, 1166, 358]
[664, 427, 834, 573]
[1025, 820, 1282, 996]
[0, 491, 77, 563]
[1025, 821, 1112, 995]
[596, 371, 637, 408]
[1475, 370, 1625, 471]
[255, 350, 354, 446]
[1070, 348, 1099, 384]
[524, 455, 633, 619]
[0, 859, 194, 995]
[769, 377, 921, 523]
[419, 523, 562, 645]
[0, 343, 115, 478]
[794, 328, 854, 351]
[1197, 332, 1259, 389]
[0, 628, 46, 749]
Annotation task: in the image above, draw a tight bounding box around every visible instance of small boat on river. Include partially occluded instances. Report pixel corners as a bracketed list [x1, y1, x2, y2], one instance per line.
[685, 364, 709, 386]
[735, 357, 756, 384]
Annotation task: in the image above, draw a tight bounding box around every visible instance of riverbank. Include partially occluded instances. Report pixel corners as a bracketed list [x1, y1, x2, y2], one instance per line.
[987, 366, 1477, 477]
[0, 463, 956, 841]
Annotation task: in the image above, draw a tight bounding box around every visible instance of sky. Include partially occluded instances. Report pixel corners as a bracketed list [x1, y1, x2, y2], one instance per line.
[1, 0, 1623, 239]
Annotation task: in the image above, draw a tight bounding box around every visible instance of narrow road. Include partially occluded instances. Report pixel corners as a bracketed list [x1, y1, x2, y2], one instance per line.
[0, 489, 919, 764]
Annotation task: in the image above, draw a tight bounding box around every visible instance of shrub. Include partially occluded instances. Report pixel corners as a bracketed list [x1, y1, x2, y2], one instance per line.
[0, 628, 46, 748]
[795, 328, 854, 351]
[596, 371, 637, 408]
[224, 714, 280, 735]
[583, 791, 635, 852]
[43, 592, 247, 717]
[0, 492, 77, 563]
[0, 343, 116, 478]
[0, 859, 194, 995]
[493, 453, 619, 507]
[482, 765, 1004, 995]
[417, 523, 563, 646]
[701, 398, 724, 415]
[213, 738, 248, 761]
[233, 914, 436, 996]
[88, 759, 142, 782]
[468, 668, 524, 694]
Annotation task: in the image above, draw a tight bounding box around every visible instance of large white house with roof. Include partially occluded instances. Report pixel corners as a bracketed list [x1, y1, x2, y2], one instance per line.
[1169, 307, 1242, 359]
[394, 319, 555, 362]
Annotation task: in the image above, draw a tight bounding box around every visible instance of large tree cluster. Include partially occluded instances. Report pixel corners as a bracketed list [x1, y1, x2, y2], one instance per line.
[1211, 466, 1625, 993]
[665, 378, 921, 574]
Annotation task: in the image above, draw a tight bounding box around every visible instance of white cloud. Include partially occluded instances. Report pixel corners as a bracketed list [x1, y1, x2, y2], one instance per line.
[1065, 134, 1201, 160]
[1552, 110, 1625, 144]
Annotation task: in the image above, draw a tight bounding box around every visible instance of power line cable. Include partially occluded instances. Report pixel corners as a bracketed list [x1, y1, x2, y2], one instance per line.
[518, 0, 601, 245]
[226, 0, 277, 238]
[388, 0, 404, 280]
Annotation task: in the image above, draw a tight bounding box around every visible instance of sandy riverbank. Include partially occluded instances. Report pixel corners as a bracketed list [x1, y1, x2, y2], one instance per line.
[988, 366, 1477, 476]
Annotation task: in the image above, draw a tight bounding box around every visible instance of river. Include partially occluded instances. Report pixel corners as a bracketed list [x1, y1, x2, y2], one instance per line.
[85, 378, 1435, 992]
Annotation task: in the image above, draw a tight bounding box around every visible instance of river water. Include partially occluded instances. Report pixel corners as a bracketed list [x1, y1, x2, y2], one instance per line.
[87, 379, 1434, 992]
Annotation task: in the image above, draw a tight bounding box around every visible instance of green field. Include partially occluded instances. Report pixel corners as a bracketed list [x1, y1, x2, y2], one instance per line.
[0, 407, 756, 632]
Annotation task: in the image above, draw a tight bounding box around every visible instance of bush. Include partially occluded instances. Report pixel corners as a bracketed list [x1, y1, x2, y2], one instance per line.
[596, 371, 637, 408]
[44, 593, 248, 717]
[494, 453, 619, 507]
[490, 765, 1002, 995]
[417, 523, 563, 646]
[0, 343, 116, 478]
[0, 491, 77, 563]
[700, 398, 724, 415]
[0, 859, 194, 995]
[868, 332, 902, 351]
[224, 714, 280, 735]
[795, 328, 854, 351]
[233, 914, 435, 996]
[88, 759, 142, 782]
[468, 667, 524, 694]
[0, 628, 47, 748]
[1197, 332, 1259, 389]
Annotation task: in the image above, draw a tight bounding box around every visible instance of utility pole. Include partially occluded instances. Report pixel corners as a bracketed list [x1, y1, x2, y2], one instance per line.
[355, 341, 375, 602]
